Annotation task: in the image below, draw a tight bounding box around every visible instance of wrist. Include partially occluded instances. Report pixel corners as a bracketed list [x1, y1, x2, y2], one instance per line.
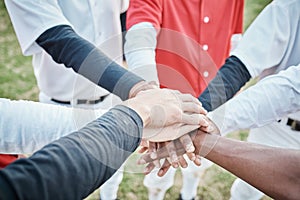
[199, 133, 220, 157]
[129, 81, 158, 98]
[122, 99, 151, 127]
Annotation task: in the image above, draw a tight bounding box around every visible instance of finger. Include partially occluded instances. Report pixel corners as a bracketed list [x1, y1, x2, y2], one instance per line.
[181, 114, 209, 126]
[138, 142, 159, 165]
[144, 162, 156, 175]
[186, 152, 196, 161]
[181, 102, 207, 115]
[175, 135, 197, 161]
[153, 159, 161, 168]
[178, 130, 197, 161]
[179, 93, 202, 106]
[178, 155, 188, 168]
[138, 144, 168, 164]
[193, 133, 202, 166]
[140, 139, 149, 147]
[138, 143, 186, 164]
[179, 134, 195, 153]
[148, 142, 161, 167]
[137, 153, 151, 165]
[199, 120, 221, 135]
[138, 146, 148, 153]
[157, 159, 172, 177]
[193, 155, 202, 166]
[165, 124, 199, 141]
[148, 142, 158, 159]
[165, 142, 179, 168]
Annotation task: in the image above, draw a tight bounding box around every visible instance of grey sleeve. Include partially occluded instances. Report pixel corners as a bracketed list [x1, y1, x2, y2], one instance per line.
[36, 25, 144, 100]
[0, 105, 143, 200]
[198, 56, 251, 111]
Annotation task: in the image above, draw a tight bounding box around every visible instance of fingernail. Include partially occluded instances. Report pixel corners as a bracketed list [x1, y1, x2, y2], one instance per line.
[171, 155, 178, 162]
[173, 163, 179, 168]
[186, 144, 195, 152]
[195, 155, 202, 166]
[207, 125, 215, 133]
[138, 159, 146, 165]
[150, 152, 157, 159]
[190, 155, 196, 161]
[158, 169, 164, 177]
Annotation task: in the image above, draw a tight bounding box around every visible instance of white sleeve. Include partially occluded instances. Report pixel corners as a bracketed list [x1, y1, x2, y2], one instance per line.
[0, 99, 106, 154]
[119, 0, 129, 13]
[4, 0, 72, 56]
[230, 33, 242, 53]
[124, 22, 159, 83]
[231, 1, 292, 77]
[208, 65, 300, 136]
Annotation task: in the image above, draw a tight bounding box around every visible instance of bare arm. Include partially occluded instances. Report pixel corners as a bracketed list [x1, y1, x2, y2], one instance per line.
[201, 134, 300, 200]
[141, 131, 300, 200]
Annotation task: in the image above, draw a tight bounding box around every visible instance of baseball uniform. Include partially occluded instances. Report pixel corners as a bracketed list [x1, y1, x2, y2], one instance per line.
[4, 1, 141, 199]
[125, 0, 244, 199]
[199, 0, 300, 199]
[0, 105, 143, 200]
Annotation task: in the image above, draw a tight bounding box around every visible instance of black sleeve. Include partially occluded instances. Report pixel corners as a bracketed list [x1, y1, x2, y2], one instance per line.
[0, 105, 142, 200]
[36, 25, 144, 100]
[198, 56, 251, 111]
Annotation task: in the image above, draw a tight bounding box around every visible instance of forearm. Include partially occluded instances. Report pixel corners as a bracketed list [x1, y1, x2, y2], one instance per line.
[36, 25, 144, 100]
[0, 98, 106, 154]
[0, 105, 142, 200]
[199, 56, 251, 111]
[125, 22, 159, 83]
[202, 134, 300, 200]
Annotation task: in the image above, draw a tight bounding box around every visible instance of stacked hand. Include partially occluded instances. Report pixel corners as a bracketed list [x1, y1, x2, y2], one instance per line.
[126, 81, 214, 174]
[125, 87, 208, 140]
[136, 116, 221, 176]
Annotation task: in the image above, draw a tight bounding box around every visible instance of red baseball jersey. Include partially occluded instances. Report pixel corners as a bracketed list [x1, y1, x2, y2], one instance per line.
[127, 0, 244, 96]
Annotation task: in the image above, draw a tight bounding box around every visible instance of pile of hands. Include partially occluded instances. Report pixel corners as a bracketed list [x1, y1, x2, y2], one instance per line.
[124, 81, 221, 177]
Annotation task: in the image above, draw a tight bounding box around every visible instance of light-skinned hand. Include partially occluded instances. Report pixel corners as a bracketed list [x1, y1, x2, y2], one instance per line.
[123, 88, 208, 142]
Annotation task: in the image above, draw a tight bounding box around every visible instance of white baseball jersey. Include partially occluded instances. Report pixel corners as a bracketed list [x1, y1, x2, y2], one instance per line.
[5, 0, 128, 101]
[211, 0, 300, 134]
[210, 65, 300, 135]
[232, 0, 300, 79]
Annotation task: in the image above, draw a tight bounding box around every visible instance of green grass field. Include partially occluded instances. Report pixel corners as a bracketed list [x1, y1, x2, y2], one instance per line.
[0, 0, 273, 199]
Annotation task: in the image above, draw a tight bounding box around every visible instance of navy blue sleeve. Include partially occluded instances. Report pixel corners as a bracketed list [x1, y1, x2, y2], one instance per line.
[36, 25, 144, 100]
[0, 105, 143, 200]
[198, 56, 251, 111]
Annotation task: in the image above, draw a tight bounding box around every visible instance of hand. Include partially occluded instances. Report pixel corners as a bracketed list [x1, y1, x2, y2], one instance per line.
[138, 116, 220, 174]
[137, 130, 205, 176]
[142, 139, 199, 177]
[145, 133, 197, 165]
[140, 114, 219, 155]
[124, 88, 208, 141]
[129, 81, 159, 98]
[137, 139, 149, 154]
[140, 133, 198, 175]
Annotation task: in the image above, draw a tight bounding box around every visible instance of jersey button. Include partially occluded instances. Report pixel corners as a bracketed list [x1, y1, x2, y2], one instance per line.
[203, 16, 210, 23]
[202, 44, 209, 51]
[203, 71, 209, 78]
